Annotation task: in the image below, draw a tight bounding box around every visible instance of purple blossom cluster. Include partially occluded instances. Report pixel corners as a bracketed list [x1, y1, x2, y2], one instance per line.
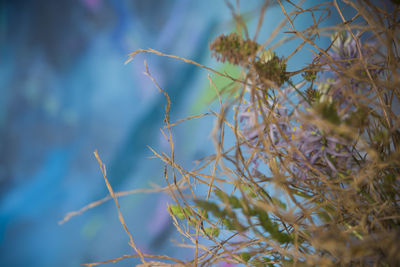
[328, 31, 360, 69]
[238, 98, 291, 173]
[238, 98, 354, 180]
[290, 126, 353, 179]
[236, 32, 372, 180]
[318, 32, 379, 108]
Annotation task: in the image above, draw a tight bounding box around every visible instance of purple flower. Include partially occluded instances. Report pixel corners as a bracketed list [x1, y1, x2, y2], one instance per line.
[238, 102, 261, 143]
[238, 101, 355, 180]
[328, 32, 359, 66]
[321, 32, 376, 79]
[237, 98, 292, 173]
[290, 126, 353, 179]
[238, 98, 293, 147]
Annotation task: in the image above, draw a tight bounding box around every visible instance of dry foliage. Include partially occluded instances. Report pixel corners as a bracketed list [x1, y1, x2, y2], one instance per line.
[64, 1, 400, 266]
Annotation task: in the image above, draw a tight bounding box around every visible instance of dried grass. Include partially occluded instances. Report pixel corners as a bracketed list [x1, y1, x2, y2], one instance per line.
[63, 1, 400, 266]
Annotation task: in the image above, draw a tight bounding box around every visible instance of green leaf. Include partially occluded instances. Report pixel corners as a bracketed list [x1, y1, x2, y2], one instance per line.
[240, 252, 251, 262]
[183, 206, 193, 217]
[215, 189, 228, 201]
[315, 101, 340, 125]
[198, 208, 208, 219]
[257, 210, 292, 244]
[271, 197, 287, 210]
[229, 195, 241, 209]
[169, 205, 186, 220]
[195, 200, 226, 218]
[204, 227, 220, 237]
[222, 218, 235, 230]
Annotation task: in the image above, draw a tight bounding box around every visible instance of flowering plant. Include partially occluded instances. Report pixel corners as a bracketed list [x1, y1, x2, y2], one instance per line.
[157, 1, 400, 266]
[76, 1, 400, 266]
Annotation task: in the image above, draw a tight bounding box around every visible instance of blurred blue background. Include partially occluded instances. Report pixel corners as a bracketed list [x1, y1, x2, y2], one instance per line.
[0, 0, 353, 266]
[0, 0, 245, 265]
[0, 0, 232, 265]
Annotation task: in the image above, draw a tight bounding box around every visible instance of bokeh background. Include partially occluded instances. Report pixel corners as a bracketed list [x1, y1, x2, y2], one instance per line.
[0, 0, 362, 266]
[0, 0, 243, 266]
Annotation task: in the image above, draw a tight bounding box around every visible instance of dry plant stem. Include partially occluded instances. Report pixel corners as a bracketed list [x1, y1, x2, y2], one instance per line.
[253, 0, 270, 43]
[83, 253, 186, 267]
[334, 0, 392, 130]
[277, 0, 342, 73]
[93, 150, 146, 265]
[225, 0, 249, 39]
[142, 61, 180, 207]
[284, 1, 332, 63]
[143, 61, 220, 264]
[126, 48, 245, 86]
[59, 182, 187, 225]
[207, 75, 225, 200]
[233, 76, 255, 188]
[143, 59, 252, 265]
[148, 147, 231, 187]
[207, 108, 240, 186]
[169, 210, 232, 266]
[194, 221, 200, 267]
[167, 113, 212, 128]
